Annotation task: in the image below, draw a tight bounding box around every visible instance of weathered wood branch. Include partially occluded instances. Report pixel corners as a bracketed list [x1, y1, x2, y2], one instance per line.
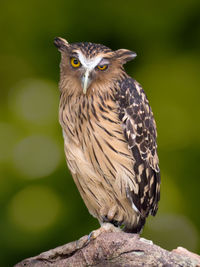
[15, 231, 200, 267]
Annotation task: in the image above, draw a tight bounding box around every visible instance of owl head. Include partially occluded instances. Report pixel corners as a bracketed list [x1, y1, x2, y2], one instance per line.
[54, 37, 136, 94]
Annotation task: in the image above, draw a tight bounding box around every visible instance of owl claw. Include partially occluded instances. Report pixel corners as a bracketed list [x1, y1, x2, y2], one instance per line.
[88, 222, 121, 242]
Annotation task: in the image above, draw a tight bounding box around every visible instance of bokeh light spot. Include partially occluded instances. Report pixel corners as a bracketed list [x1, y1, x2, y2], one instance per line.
[0, 122, 20, 163]
[13, 135, 61, 178]
[9, 78, 58, 125]
[7, 185, 62, 231]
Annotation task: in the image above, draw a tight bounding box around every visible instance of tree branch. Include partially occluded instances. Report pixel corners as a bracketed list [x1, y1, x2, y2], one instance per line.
[15, 231, 200, 267]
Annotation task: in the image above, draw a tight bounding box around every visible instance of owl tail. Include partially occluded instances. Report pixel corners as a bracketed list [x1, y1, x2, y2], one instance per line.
[123, 216, 146, 234]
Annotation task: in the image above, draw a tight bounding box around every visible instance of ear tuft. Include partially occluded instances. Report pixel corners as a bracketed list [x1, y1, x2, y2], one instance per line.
[54, 37, 69, 52]
[115, 49, 137, 64]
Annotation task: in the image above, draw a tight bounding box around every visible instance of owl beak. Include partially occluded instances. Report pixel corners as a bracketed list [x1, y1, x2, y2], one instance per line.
[81, 69, 91, 94]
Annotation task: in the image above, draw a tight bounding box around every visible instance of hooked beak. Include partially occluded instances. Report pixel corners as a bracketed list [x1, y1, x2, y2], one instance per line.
[81, 69, 92, 94]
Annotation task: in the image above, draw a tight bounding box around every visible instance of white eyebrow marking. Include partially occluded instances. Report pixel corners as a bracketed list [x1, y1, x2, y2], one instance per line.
[99, 58, 110, 65]
[76, 51, 102, 70]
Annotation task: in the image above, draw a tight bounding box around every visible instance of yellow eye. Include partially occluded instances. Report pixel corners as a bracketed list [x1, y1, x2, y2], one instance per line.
[70, 57, 81, 68]
[97, 64, 108, 71]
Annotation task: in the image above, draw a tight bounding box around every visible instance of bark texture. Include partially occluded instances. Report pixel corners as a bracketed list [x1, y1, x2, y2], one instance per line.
[15, 231, 200, 267]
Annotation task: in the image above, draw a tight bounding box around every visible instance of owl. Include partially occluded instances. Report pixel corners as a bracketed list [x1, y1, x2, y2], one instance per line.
[54, 37, 160, 233]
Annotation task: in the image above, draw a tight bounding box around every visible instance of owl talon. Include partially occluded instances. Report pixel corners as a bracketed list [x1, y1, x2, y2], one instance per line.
[87, 231, 94, 242]
[88, 222, 121, 242]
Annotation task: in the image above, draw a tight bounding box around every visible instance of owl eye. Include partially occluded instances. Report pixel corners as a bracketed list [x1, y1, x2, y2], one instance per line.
[97, 64, 108, 71]
[70, 57, 81, 68]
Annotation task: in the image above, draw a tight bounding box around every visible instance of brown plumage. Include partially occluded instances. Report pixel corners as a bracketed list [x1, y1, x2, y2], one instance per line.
[54, 37, 160, 233]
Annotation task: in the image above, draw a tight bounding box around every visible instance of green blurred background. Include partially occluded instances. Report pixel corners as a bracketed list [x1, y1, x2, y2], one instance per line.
[0, 0, 200, 266]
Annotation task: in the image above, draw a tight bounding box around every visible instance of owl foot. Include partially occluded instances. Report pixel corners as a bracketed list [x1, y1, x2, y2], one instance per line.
[100, 205, 124, 227]
[75, 223, 121, 250]
[88, 222, 121, 241]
